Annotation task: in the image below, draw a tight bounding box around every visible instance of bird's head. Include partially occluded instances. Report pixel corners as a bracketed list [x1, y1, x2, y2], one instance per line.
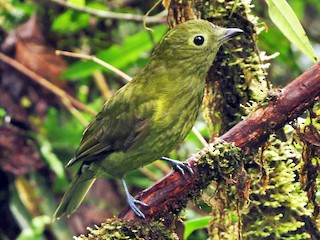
[154, 19, 243, 64]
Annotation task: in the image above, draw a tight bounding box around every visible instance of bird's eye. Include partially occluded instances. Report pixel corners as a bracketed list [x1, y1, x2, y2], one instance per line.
[193, 35, 205, 46]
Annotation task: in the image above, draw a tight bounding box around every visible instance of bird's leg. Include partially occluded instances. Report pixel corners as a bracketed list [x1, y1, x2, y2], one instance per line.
[121, 178, 148, 218]
[161, 157, 194, 175]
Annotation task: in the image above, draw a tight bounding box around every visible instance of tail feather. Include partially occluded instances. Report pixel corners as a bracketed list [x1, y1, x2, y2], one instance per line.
[53, 167, 96, 220]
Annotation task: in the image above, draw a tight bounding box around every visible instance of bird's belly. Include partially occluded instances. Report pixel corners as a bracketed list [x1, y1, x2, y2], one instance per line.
[98, 100, 201, 177]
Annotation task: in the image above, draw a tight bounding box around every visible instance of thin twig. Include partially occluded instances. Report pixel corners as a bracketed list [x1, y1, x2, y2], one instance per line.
[61, 98, 89, 126]
[56, 50, 132, 83]
[139, 167, 159, 182]
[143, 0, 163, 31]
[153, 161, 172, 175]
[0, 52, 97, 119]
[51, 0, 167, 23]
[192, 126, 209, 147]
[93, 70, 113, 100]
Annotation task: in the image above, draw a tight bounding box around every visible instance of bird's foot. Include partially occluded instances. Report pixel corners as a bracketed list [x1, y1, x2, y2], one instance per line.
[122, 179, 148, 219]
[161, 157, 194, 175]
[126, 194, 148, 219]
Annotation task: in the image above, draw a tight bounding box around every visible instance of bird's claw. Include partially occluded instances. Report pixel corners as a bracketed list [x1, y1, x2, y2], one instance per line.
[161, 157, 194, 175]
[122, 178, 148, 218]
[126, 195, 148, 218]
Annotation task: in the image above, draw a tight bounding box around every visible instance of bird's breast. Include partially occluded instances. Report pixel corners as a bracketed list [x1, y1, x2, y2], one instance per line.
[150, 84, 205, 153]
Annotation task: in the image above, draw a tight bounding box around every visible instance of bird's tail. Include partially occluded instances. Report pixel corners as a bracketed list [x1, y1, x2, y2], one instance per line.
[53, 165, 96, 220]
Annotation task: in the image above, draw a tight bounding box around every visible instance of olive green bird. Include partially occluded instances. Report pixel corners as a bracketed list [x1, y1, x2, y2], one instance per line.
[54, 19, 242, 219]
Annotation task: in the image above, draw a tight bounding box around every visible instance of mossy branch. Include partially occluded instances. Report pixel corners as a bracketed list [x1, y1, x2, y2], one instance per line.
[118, 62, 320, 221]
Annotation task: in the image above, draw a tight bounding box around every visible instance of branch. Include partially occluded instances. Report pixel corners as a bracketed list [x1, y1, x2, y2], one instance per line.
[55, 50, 132, 83]
[118, 62, 320, 220]
[51, 0, 167, 23]
[0, 52, 97, 119]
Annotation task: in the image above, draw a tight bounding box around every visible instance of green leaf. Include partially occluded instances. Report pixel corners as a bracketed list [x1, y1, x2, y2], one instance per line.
[38, 136, 68, 191]
[43, 108, 85, 150]
[51, 10, 89, 34]
[63, 24, 167, 79]
[184, 216, 211, 239]
[265, 0, 318, 62]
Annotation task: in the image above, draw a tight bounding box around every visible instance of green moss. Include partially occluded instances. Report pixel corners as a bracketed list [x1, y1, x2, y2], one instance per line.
[242, 135, 312, 239]
[196, 141, 243, 185]
[75, 218, 176, 240]
[196, 141, 251, 240]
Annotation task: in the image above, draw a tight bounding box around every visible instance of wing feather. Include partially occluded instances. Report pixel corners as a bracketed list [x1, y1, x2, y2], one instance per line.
[66, 89, 156, 167]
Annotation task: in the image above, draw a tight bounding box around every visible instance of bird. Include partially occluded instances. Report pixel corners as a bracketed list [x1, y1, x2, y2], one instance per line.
[54, 19, 243, 219]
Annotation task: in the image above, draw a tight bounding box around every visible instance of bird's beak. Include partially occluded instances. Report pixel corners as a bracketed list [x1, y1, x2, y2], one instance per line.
[218, 28, 244, 42]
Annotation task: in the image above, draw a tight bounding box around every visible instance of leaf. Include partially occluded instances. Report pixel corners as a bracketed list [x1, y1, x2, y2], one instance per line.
[38, 136, 68, 191]
[265, 0, 318, 62]
[184, 216, 211, 239]
[8, 15, 68, 89]
[63, 24, 167, 79]
[51, 10, 90, 34]
[44, 108, 84, 149]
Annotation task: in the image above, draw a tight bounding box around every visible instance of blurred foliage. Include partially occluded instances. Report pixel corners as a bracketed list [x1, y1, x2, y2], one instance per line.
[63, 24, 167, 80]
[0, 0, 319, 239]
[265, 0, 317, 62]
[256, 0, 320, 85]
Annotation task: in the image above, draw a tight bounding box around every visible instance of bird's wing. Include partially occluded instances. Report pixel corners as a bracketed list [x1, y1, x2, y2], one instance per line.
[66, 91, 156, 167]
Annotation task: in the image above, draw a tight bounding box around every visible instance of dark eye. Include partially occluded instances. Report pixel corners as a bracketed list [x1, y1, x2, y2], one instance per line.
[193, 35, 205, 46]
